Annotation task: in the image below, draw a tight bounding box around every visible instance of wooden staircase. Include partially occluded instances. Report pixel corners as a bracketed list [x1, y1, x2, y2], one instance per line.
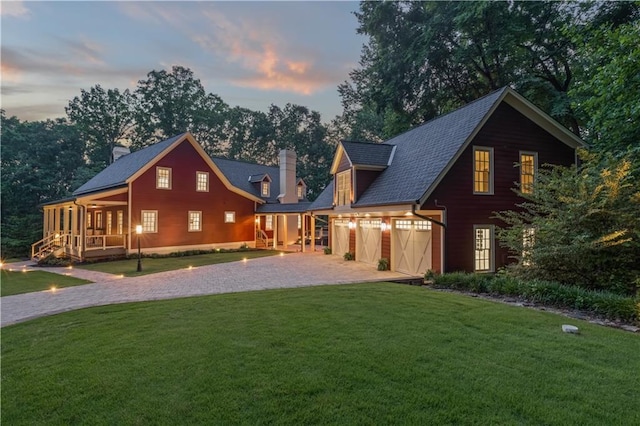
[256, 230, 273, 248]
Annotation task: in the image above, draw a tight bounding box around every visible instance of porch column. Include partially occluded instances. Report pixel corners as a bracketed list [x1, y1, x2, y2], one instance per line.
[71, 205, 77, 250]
[272, 216, 278, 250]
[310, 215, 316, 252]
[43, 208, 49, 238]
[300, 213, 306, 253]
[282, 215, 288, 250]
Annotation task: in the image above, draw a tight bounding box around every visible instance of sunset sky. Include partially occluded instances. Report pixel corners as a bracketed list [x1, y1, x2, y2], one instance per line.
[1, 1, 365, 122]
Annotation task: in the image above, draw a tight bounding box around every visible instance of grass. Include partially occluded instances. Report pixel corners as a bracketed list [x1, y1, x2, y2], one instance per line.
[2, 283, 639, 425]
[78, 250, 283, 277]
[1, 270, 91, 297]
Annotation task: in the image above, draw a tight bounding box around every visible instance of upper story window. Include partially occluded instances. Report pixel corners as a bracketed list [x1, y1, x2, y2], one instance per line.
[156, 167, 172, 190]
[473, 147, 494, 195]
[336, 170, 351, 206]
[297, 184, 305, 200]
[520, 152, 537, 194]
[261, 181, 270, 197]
[196, 171, 209, 192]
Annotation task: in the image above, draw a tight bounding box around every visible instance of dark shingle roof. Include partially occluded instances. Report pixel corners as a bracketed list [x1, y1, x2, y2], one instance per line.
[256, 202, 312, 214]
[310, 88, 507, 209]
[211, 157, 280, 202]
[341, 141, 394, 167]
[73, 133, 186, 196]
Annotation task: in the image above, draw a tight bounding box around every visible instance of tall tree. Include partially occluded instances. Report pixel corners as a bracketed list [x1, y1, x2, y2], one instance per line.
[133, 65, 229, 156]
[65, 85, 135, 165]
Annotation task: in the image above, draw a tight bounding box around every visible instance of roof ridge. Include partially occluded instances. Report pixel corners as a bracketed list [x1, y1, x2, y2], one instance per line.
[211, 156, 278, 168]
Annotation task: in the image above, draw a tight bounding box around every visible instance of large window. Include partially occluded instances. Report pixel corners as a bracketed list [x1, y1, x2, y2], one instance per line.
[474, 225, 494, 272]
[156, 167, 172, 189]
[141, 210, 158, 233]
[473, 147, 493, 194]
[520, 152, 537, 194]
[196, 171, 209, 192]
[106, 211, 113, 235]
[95, 211, 103, 230]
[188, 211, 202, 232]
[336, 170, 351, 206]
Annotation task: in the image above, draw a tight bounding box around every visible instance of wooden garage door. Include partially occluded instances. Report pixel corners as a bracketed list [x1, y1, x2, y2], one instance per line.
[356, 219, 381, 266]
[393, 219, 432, 275]
[332, 219, 350, 257]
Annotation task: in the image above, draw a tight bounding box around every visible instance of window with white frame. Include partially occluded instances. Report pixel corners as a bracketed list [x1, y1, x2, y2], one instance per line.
[266, 215, 273, 231]
[520, 152, 537, 194]
[156, 167, 172, 189]
[415, 220, 432, 231]
[522, 226, 535, 266]
[473, 147, 493, 194]
[106, 211, 113, 235]
[224, 211, 235, 223]
[261, 181, 270, 197]
[87, 212, 92, 228]
[117, 210, 124, 235]
[95, 211, 103, 230]
[188, 211, 202, 232]
[141, 210, 158, 233]
[297, 184, 305, 200]
[336, 170, 351, 206]
[474, 225, 494, 272]
[196, 171, 209, 192]
[395, 220, 412, 230]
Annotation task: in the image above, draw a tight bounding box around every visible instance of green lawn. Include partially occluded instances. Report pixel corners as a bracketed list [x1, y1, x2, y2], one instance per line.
[2, 283, 639, 425]
[78, 250, 283, 276]
[1, 270, 91, 297]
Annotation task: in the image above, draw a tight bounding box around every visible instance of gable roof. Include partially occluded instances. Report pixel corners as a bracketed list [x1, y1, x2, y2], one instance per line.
[331, 141, 395, 173]
[211, 157, 281, 203]
[311, 87, 585, 210]
[73, 133, 186, 196]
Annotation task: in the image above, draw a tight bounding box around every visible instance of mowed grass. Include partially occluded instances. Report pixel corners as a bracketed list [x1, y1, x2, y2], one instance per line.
[1, 270, 91, 297]
[78, 250, 283, 277]
[2, 283, 639, 425]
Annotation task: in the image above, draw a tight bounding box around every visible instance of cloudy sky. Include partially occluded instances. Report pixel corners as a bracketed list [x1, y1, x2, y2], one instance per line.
[1, 1, 365, 123]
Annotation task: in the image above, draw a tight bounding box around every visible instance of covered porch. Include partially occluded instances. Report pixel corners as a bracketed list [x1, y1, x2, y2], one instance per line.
[254, 203, 327, 253]
[32, 189, 130, 262]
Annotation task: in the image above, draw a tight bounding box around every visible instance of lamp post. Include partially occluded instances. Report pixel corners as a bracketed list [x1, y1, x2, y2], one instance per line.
[136, 225, 142, 272]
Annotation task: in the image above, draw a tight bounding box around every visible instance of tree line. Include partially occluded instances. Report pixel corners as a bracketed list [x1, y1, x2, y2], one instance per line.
[2, 1, 639, 293]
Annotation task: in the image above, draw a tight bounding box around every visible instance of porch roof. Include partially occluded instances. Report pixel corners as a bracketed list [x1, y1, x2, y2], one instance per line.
[256, 202, 312, 214]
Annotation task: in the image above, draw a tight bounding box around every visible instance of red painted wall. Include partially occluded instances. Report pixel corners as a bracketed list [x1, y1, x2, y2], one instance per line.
[424, 103, 576, 272]
[130, 140, 256, 249]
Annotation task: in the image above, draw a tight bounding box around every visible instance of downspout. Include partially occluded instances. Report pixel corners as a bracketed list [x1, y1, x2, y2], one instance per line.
[412, 201, 448, 273]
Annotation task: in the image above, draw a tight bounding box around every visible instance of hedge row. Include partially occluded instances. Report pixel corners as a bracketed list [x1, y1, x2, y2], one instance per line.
[431, 272, 639, 323]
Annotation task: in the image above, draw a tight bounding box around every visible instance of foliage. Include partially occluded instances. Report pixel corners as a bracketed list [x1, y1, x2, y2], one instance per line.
[36, 254, 74, 267]
[343, 252, 355, 261]
[432, 272, 639, 323]
[1, 270, 91, 297]
[65, 84, 136, 165]
[1, 112, 87, 258]
[323, 247, 332, 255]
[494, 151, 640, 295]
[377, 258, 389, 271]
[3, 284, 639, 425]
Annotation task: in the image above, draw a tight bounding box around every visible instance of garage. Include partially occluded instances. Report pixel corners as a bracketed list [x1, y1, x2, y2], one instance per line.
[356, 219, 381, 266]
[392, 219, 432, 275]
[332, 219, 350, 257]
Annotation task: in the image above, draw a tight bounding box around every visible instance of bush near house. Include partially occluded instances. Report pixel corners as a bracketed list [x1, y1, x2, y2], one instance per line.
[431, 272, 639, 323]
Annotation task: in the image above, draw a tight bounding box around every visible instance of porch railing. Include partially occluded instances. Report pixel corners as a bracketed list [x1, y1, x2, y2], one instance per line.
[31, 232, 71, 260]
[85, 234, 126, 250]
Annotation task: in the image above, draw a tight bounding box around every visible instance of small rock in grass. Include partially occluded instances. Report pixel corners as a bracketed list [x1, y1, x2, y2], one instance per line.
[562, 324, 579, 334]
[620, 325, 639, 333]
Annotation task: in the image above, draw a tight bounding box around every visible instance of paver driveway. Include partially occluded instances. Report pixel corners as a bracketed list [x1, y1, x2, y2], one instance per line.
[1, 252, 411, 327]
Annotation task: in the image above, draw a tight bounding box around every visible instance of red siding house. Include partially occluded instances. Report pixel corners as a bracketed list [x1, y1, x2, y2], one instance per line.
[310, 87, 585, 276]
[33, 133, 312, 261]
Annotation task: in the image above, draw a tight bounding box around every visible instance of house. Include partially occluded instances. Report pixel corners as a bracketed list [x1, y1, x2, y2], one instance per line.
[32, 133, 314, 261]
[309, 87, 585, 275]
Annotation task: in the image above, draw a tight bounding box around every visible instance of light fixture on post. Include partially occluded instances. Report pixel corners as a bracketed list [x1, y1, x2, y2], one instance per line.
[135, 224, 143, 272]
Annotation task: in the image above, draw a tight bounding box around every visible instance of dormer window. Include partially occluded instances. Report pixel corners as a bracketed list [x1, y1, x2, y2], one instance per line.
[336, 170, 351, 206]
[261, 181, 270, 197]
[297, 180, 306, 200]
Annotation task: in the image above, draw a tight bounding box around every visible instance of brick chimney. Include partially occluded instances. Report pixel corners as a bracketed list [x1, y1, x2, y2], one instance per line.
[278, 149, 297, 204]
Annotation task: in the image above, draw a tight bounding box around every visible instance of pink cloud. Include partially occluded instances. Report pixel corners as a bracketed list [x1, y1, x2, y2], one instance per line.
[0, 1, 29, 18]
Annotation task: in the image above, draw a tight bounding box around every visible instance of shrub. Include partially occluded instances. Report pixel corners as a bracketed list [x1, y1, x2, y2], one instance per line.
[343, 252, 355, 261]
[431, 272, 639, 322]
[377, 258, 389, 271]
[323, 247, 332, 255]
[37, 254, 74, 267]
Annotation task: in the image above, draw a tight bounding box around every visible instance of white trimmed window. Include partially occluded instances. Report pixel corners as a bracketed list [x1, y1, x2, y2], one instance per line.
[415, 220, 432, 231]
[224, 211, 235, 223]
[87, 212, 92, 228]
[474, 225, 494, 272]
[188, 211, 202, 232]
[196, 171, 209, 192]
[266, 215, 273, 231]
[141, 210, 158, 233]
[395, 220, 412, 230]
[106, 211, 113, 235]
[95, 211, 103, 230]
[117, 211, 124, 235]
[473, 147, 494, 194]
[261, 181, 270, 197]
[520, 152, 537, 194]
[297, 184, 305, 200]
[336, 170, 351, 206]
[156, 167, 172, 189]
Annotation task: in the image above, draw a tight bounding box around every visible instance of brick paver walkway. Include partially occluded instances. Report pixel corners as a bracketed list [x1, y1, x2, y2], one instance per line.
[1, 253, 411, 327]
